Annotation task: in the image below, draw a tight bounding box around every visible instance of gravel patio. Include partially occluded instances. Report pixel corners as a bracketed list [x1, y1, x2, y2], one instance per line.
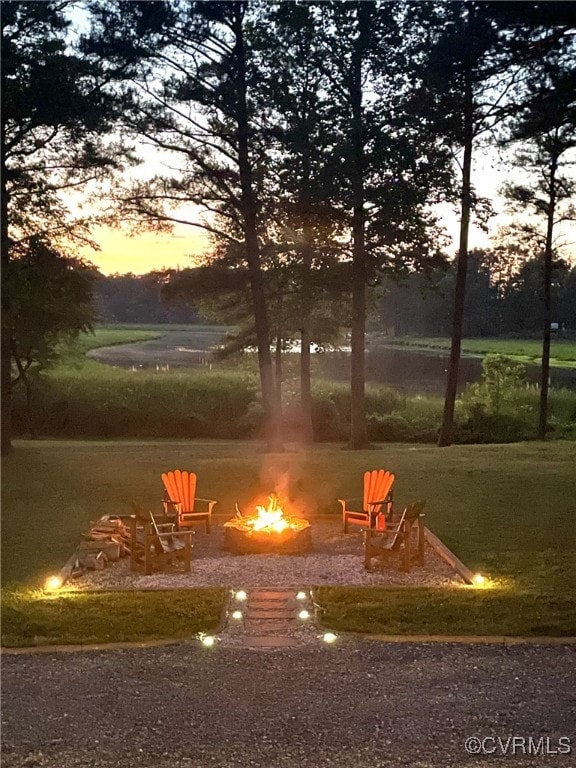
[72, 516, 464, 590]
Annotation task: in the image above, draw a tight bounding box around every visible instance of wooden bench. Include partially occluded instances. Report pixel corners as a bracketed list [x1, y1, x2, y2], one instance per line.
[129, 511, 193, 575]
[363, 501, 426, 572]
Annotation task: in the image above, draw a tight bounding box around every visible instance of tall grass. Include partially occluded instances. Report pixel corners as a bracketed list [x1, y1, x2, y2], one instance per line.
[13, 359, 576, 443]
[15, 364, 259, 438]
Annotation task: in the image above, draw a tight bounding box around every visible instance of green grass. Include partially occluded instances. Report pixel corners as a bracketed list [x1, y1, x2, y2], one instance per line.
[1, 588, 225, 647]
[3, 440, 575, 638]
[94, 323, 234, 333]
[71, 327, 163, 353]
[315, 587, 576, 637]
[376, 336, 576, 369]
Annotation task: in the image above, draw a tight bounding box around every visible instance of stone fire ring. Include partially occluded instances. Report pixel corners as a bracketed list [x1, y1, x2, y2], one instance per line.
[223, 521, 312, 555]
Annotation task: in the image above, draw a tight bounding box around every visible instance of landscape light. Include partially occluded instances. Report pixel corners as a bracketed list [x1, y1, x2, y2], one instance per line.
[201, 635, 216, 647]
[44, 575, 62, 592]
[231, 610, 243, 620]
[323, 632, 337, 644]
[235, 590, 247, 601]
[296, 591, 307, 600]
[298, 609, 310, 620]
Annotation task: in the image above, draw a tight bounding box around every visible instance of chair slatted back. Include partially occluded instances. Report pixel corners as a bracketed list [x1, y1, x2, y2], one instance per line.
[363, 469, 395, 515]
[387, 500, 426, 550]
[161, 470, 197, 513]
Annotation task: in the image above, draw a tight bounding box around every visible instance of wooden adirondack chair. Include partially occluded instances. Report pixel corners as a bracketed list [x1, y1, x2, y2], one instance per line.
[364, 500, 426, 572]
[161, 470, 217, 533]
[130, 510, 193, 575]
[339, 469, 395, 533]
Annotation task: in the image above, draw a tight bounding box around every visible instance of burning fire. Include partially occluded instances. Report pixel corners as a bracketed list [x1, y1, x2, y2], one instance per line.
[232, 493, 308, 535]
[250, 494, 289, 532]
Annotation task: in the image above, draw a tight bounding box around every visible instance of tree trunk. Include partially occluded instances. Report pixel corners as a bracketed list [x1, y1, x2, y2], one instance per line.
[233, 4, 283, 451]
[538, 154, 558, 440]
[11, 342, 37, 439]
[300, 326, 313, 444]
[438, 12, 475, 448]
[299, 230, 314, 444]
[348, 4, 369, 450]
[274, 331, 282, 413]
[1, 113, 12, 455]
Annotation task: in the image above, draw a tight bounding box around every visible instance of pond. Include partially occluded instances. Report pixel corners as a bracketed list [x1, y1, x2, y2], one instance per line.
[87, 329, 576, 395]
[317, 347, 576, 395]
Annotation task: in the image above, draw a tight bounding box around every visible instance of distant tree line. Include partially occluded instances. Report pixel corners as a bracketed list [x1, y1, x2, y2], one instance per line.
[379, 251, 576, 338]
[95, 273, 201, 325]
[95, 254, 576, 336]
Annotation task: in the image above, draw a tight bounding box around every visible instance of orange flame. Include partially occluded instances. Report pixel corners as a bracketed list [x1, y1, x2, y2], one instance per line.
[230, 493, 309, 535]
[248, 493, 289, 533]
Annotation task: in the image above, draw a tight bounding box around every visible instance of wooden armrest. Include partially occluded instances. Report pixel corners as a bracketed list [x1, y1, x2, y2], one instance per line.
[195, 497, 217, 506]
[366, 498, 391, 508]
[154, 531, 194, 543]
[339, 497, 361, 508]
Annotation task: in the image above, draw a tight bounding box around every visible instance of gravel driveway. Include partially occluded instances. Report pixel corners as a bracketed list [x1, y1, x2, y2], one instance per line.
[2, 641, 574, 767]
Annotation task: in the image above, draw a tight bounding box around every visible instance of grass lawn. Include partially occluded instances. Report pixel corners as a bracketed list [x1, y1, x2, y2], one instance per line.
[376, 336, 576, 369]
[73, 327, 163, 353]
[1, 588, 224, 648]
[3, 439, 575, 638]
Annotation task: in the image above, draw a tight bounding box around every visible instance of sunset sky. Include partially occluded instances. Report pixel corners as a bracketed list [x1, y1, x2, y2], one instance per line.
[80, 192, 498, 276]
[80, 223, 209, 275]
[78, 151, 574, 276]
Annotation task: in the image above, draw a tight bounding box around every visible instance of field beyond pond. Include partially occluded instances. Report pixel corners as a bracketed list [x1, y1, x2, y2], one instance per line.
[378, 335, 576, 369]
[2, 440, 575, 640]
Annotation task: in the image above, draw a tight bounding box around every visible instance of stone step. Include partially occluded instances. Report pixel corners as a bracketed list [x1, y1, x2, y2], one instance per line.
[249, 591, 297, 601]
[247, 600, 294, 610]
[244, 620, 296, 634]
[241, 636, 300, 648]
[245, 609, 295, 620]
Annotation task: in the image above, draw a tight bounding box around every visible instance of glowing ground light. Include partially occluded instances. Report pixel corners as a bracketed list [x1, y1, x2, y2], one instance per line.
[235, 590, 248, 601]
[323, 633, 337, 644]
[472, 573, 487, 586]
[44, 576, 62, 591]
[231, 610, 243, 620]
[298, 610, 310, 620]
[296, 591, 307, 600]
[201, 635, 216, 647]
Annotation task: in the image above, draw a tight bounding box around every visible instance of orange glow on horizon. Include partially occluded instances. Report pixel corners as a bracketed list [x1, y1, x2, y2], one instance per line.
[79, 225, 209, 276]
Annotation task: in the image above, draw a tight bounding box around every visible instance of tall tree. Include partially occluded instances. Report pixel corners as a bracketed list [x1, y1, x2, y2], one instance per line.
[94, 0, 284, 450]
[426, 1, 575, 446]
[1, 0, 128, 453]
[320, 1, 450, 448]
[254, 2, 345, 443]
[502, 52, 576, 438]
[6, 238, 96, 437]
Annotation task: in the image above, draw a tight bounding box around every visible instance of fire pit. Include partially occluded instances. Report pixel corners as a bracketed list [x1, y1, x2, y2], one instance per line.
[224, 494, 312, 555]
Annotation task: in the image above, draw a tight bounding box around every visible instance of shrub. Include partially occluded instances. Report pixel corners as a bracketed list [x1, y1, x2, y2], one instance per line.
[367, 414, 410, 442]
[461, 355, 528, 418]
[311, 381, 403, 423]
[311, 396, 345, 442]
[457, 404, 535, 444]
[366, 414, 437, 443]
[393, 395, 443, 431]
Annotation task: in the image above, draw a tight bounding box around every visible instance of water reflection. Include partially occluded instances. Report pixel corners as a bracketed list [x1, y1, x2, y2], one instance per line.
[88, 334, 576, 395]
